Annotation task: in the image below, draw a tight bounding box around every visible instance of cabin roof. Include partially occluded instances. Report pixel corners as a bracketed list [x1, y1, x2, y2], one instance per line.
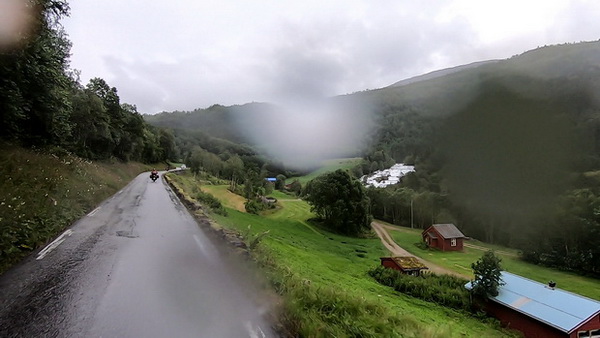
[465, 271, 600, 333]
[382, 256, 428, 271]
[426, 224, 465, 239]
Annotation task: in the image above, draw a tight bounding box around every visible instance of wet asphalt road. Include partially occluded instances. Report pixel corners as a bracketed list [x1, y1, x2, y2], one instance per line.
[0, 172, 273, 338]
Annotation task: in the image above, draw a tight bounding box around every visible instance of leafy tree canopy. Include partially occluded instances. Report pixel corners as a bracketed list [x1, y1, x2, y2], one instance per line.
[471, 250, 504, 298]
[304, 170, 372, 236]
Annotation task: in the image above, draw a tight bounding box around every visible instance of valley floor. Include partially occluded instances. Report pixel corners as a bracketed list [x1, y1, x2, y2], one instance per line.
[166, 171, 520, 337]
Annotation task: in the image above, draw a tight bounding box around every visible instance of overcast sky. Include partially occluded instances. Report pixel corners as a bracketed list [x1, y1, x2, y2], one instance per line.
[61, 0, 600, 114]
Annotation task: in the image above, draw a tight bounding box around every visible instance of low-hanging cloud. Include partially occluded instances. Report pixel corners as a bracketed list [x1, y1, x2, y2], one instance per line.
[233, 98, 374, 170]
[223, 11, 474, 169]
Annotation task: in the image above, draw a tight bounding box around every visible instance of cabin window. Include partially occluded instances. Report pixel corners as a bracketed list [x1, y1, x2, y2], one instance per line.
[590, 329, 600, 338]
[451, 238, 457, 247]
[578, 331, 590, 338]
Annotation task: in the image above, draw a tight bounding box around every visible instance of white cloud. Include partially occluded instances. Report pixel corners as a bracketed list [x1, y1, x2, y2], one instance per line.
[62, 0, 600, 114]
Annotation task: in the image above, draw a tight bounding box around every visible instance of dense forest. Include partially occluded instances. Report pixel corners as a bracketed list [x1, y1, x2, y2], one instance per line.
[0, 0, 174, 163]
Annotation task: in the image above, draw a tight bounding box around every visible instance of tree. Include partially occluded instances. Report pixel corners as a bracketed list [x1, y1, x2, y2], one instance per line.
[275, 174, 286, 190]
[303, 170, 372, 236]
[288, 179, 302, 196]
[0, 0, 73, 145]
[118, 103, 146, 161]
[471, 250, 504, 298]
[69, 88, 112, 159]
[158, 128, 176, 161]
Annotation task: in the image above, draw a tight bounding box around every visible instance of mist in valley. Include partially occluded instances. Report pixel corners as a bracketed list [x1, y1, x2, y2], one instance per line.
[232, 94, 376, 171]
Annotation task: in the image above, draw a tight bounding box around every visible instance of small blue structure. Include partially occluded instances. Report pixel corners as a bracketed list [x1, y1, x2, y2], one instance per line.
[265, 177, 277, 182]
[466, 271, 600, 337]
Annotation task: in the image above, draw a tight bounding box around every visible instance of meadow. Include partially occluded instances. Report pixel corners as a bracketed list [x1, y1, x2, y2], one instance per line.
[386, 224, 600, 300]
[168, 171, 517, 337]
[290, 158, 362, 185]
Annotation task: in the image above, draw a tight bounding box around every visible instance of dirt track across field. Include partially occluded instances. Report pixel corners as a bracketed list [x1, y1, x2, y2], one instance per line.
[371, 222, 470, 279]
[463, 243, 518, 257]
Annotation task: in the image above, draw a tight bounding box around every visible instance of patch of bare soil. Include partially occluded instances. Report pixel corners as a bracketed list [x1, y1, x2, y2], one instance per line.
[222, 190, 246, 213]
[202, 186, 246, 213]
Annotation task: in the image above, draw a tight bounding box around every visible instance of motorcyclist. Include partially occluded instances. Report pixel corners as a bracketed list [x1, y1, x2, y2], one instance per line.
[150, 168, 159, 181]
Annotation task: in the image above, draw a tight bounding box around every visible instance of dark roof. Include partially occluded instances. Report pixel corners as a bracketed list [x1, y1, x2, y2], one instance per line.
[465, 272, 600, 333]
[425, 231, 438, 239]
[429, 224, 465, 239]
[381, 256, 428, 271]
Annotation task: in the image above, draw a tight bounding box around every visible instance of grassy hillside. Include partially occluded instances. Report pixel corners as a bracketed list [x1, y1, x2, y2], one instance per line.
[0, 144, 153, 274]
[289, 158, 362, 185]
[168, 171, 517, 337]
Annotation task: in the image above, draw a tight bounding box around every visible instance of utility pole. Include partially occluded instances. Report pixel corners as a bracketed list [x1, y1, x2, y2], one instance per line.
[410, 198, 414, 229]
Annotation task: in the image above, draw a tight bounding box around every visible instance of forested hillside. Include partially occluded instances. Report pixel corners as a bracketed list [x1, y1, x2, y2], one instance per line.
[0, 1, 174, 163]
[359, 41, 600, 276]
[145, 103, 273, 144]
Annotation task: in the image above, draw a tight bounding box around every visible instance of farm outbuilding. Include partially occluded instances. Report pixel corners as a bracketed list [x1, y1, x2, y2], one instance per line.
[466, 272, 600, 338]
[380, 256, 429, 276]
[422, 223, 466, 251]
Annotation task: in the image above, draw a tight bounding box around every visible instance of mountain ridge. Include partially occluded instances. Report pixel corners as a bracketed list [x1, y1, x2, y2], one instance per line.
[387, 60, 499, 88]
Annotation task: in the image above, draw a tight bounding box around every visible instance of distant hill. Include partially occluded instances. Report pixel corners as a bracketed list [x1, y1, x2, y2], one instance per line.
[145, 102, 274, 144]
[387, 60, 499, 88]
[146, 40, 600, 166]
[357, 41, 600, 116]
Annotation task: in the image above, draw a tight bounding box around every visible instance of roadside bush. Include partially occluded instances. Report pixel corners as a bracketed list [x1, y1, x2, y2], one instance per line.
[0, 145, 149, 274]
[195, 190, 228, 216]
[414, 241, 429, 250]
[244, 198, 276, 215]
[369, 266, 471, 311]
[244, 200, 263, 214]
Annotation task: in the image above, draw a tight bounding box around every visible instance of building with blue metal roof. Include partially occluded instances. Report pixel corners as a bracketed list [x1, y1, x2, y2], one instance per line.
[465, 271, 600, 338]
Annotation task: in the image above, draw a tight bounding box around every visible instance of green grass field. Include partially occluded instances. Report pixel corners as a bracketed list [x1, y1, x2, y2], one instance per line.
[385, 224, 600, 300]
[170, 172, 517, 337]
[291, 158, 362, 185]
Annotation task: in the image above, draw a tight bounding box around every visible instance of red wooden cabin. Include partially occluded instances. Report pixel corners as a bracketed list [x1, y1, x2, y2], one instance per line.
[422, 223, 465, 251]
[466, 272, 600, 338]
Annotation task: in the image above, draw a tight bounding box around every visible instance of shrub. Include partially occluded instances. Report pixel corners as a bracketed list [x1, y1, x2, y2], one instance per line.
[195, 190, 228, 216]
[369, 266, 471, 311]
[244, 198, 275, 215]
[244, 199, 263, 214]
